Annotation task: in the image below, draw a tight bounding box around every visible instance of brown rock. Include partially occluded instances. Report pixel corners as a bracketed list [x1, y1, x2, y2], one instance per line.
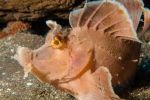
[0, 21, 31, 39]
[0, 0, 84, 22]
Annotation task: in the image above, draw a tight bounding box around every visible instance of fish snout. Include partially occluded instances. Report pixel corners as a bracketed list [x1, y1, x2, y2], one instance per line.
[15, 46, 33, 66]
[15, 46, 33, 78]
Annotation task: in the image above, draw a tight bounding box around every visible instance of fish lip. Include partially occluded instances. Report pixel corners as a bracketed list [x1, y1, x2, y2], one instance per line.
[15, 46, 33, 77]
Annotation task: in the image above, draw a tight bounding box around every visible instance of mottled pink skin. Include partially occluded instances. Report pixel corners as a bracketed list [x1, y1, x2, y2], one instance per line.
[15, 35, 120, 100]
[14, 0, 146, 100]
[15, 45, 121, 100]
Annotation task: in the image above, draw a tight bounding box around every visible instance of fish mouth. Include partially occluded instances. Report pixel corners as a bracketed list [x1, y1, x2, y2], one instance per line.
[15, 46, 33, 78]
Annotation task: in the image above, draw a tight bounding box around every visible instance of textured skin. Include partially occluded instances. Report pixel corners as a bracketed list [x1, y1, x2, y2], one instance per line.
[15, 0, 147, 100]
[69, 0, 141, 85]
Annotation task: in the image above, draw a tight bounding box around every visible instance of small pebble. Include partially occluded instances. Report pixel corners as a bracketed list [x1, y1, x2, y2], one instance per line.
[15, 71, 20, 74]
[7, 88, 11, 91]
[26, 82, 33, 86]
[12, 92, 16, 95]
[2, 72, 6, 75]
[10, 49, 14, 53]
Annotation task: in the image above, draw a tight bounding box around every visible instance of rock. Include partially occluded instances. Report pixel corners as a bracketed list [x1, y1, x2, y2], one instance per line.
[3, 21, 31, 33]
[0, 21, 31, 39]
[0, 32, 74, 100]
[128, 87, 150, 100]
[0, 0, 84, 22]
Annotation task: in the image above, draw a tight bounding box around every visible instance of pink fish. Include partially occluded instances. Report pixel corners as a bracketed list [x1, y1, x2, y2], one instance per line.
[15, 0, 149, 100]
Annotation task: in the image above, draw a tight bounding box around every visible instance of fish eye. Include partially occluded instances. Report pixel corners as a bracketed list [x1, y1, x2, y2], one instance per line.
[50, 36, 63, 49]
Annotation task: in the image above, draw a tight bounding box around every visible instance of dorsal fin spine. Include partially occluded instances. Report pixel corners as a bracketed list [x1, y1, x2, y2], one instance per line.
[77, 2, 87, 27]
[93, 7, 118, 31]
[107, 28, 129, 36]
[85, 1, 104, 28]
[103, 19, 124, 33]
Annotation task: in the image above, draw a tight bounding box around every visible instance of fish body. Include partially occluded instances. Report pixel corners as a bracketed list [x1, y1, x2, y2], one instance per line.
[15, 0, 150, 100]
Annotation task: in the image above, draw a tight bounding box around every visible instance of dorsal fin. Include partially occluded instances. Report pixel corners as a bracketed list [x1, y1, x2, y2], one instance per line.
[69, 0, 139, 39]
[116, 0, 144, 31]
[69, 1, 102, 28]
[69, 9, 83, 28]
[78, 1, 102, 27]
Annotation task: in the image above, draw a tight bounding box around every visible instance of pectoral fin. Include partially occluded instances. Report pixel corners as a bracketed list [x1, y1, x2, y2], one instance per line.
[93, 66, 122, 100]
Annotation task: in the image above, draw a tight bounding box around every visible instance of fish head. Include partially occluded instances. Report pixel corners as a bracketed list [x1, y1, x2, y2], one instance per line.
[15, 23, 70, 83]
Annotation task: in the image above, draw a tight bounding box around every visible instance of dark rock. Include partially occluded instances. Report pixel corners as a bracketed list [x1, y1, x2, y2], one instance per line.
[125, 31, 150, 100]
[0, 0, 84, 22]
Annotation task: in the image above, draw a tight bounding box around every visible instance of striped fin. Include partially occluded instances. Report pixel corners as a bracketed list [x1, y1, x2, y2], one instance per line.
[69, 1, 102, 28]
[69, 9, 83, 28]
[116, 0, 144, 31]
[69, 0, 139, 39]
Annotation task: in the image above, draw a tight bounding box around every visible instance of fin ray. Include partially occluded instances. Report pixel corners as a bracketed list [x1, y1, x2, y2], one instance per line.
[69, 9, 83, 28]
[70, 1, 139, 39]
[117, 0, 144, 31]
